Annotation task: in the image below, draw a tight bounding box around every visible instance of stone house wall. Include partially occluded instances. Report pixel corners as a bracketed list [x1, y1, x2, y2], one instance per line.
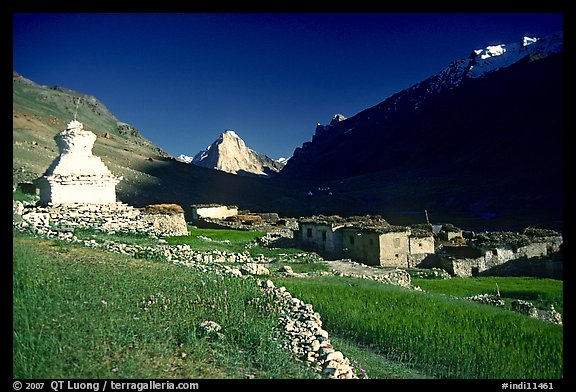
[341, 228, 410, 267]
[341, 229, 381, 266]
[299, 222, 344, 257]
[379, 231, 410, 267]
[409, 235, 435, 255]
[482, 240, 558, 270]
[407, 235, 435, 268]
[441, 256, 487, 277]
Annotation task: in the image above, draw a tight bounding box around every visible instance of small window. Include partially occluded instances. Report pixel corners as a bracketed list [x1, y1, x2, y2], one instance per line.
[350, 236, 355, 245]
[306, 228, 312, 238]
[321, 231, 327, 242]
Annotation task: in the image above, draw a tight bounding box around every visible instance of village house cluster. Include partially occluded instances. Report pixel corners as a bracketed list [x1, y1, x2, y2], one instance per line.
[191, 205, 563, 278]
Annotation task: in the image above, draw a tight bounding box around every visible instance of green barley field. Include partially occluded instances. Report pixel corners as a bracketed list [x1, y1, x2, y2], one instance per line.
[275, 276, 563, 379]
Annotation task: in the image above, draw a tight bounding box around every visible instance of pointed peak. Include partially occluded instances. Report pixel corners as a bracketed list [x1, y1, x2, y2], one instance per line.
[221, 130, 240, 138]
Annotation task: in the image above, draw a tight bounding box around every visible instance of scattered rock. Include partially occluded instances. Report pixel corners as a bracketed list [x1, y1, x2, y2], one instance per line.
[278, 265, 294, 274]
[13, 200, 25, 216]
[511, 300, 562, 324]
[240, 263, 270, 276]
[197, 320, 225, 340]
[465, 294, 505, 307]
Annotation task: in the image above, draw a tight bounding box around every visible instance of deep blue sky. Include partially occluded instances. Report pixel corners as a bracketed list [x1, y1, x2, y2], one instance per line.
[13, 13, 563, 160]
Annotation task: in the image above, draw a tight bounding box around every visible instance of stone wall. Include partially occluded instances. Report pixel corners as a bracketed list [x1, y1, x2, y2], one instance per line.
[140, 204, 188, 237]
[442, 256, 486, 277]
[409, 235, 435, 255]
[480, 257, 563, 279]
[17, 202, 187, 237]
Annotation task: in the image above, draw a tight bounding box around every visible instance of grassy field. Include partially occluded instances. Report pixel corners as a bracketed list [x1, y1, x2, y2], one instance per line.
[13, 232, 317, 379]
[275, 276, 563, 379]
[13, 227, 563, 379]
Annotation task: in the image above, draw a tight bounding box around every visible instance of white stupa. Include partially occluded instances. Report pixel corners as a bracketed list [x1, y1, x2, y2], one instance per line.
[35, 120, 121, 205]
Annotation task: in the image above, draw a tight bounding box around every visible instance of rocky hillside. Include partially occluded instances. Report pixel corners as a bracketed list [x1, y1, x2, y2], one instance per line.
[190, 130, 285, 177]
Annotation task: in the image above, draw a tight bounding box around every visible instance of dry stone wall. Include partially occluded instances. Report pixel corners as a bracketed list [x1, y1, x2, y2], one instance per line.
[257, 279, 363, 379]
[140, 204, 188, 237]
[16, 202, 187, 238]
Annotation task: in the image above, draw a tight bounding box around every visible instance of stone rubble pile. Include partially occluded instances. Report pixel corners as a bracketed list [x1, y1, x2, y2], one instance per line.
[511, 300, 563, 325]
[460, 295, 563, 325]
[330, 259, 411, 288]
[464, 294, 506, 307]
[257, 279, 364, 379]
[409, 268, 452, 280]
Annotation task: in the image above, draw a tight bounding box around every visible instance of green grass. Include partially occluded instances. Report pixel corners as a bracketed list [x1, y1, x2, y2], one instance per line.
[275, 276, 563, 379]
[13, 76, 120, 135]
[328, 336, 434, 379]
[13, 232, 317, 379]
[73, 228, 163, 247]
[12, 189, 38, 203]
[412, 276, 563, 313]
[166, 227, 264, 253]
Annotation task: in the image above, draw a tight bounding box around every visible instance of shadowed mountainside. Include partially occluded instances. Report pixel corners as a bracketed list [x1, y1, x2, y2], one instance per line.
[276, 53, 563, 231]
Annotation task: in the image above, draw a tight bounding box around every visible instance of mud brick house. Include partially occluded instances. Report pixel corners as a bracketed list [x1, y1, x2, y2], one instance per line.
[297, 215, 435, 268]
[341, 225, 411, 267]
[438, 229, 563, 277]
[298, 215, 346, 258]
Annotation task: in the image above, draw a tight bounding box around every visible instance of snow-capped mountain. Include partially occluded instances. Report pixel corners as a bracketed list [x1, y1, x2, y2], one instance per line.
[400, 31, 564, 107]
[189, 130, 285, 177]
[286, 31, 563, 159]
[175, 154, 194, 163]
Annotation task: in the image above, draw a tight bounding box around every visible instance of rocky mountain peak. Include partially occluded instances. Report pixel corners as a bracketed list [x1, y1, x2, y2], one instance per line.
[190, 130, 284, 178]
